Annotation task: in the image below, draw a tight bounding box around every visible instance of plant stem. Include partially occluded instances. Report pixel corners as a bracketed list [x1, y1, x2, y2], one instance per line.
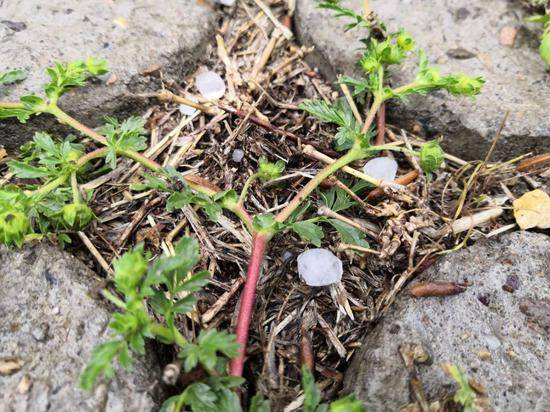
[361, 94, 383, 134]
[150, 322, 187, 348]
[230, 233, 270, 377]
[47, 105, 107, 145]
[238, 173, 258, 207]
[275, 148, 362, 223]
[70, 172, 80, 204]
[33, 174, 71, 197]
[375, 103, 386, 145]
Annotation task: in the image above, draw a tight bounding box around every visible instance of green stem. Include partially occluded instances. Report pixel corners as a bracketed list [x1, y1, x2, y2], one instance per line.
[150, 322, 187, 348]
[47, 104, 163, 173]
[367, 144, 418, 156]
[275, 147, 363, 223]
[238, 173, 258, 207]
[33, 174, 70, 198]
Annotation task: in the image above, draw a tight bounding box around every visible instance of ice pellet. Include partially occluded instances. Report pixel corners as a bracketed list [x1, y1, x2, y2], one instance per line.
[196, 71, 226, 100]
[362, 157, 398, 183]
[297, 248, 343, 287]
[232, 149, 244, 163]
[178, 95, 198, 116]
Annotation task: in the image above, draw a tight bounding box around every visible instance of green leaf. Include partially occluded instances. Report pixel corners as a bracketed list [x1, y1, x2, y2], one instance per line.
[257, 157, 285, 181]
[318, 1, 371, 31]
[217, 388, 243, 412]
[329, 394, 368, 412]
[253, 213, 282, 234]
[0, 106, 32, 123]
[213, 189, 238, 208]
[131, 173, 169, 191]
[300, 99, 363, 151]
[85, 57, 108, 75]
[328, 219, 369, 248]
[61, 203, 94, 229]
[44, 58, 107, 101]
[442, 363, 477, 412]
[8, 160, 51, 178]
[302, 366, 324, 412]
[20, 95, 46, 111]
[0, 69, 26, 86]
[172, 295, 197, 314]
[420, 139, 444, 174]
[80, 340, 129, 391]
[319, 186, 355, 213]
[174, 270, 211, 294]
[291, 220, 324, 247]
[180, 330, 240, 372]
[112, 244, 149, 296]
[100, 116, 148, 168]
[540, 31, 550, 68]
[181, 382, 218, 412]
[167, 190, 193, 211]
[526, 14, 550, 24]
[250, 393, 271, 412]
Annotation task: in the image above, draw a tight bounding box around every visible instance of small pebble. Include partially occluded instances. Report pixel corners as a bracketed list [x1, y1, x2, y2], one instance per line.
[502, 274, 520, 293]
[179, 95, 198, 116]
[363, 157, 398, 183]
[196, 71, 226, 100]
[232, 149, 244, 163]
[216, 0, 236, 5]
[297, 248, 343, 287]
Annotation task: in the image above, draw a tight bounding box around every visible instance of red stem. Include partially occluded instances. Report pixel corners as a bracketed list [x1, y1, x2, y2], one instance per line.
[230, 233, 269, 377]
[375, 103, 385, 145]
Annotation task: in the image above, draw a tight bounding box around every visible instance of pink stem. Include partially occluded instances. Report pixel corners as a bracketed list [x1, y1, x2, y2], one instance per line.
[230, 233, 269, 377]
[375, 103, 385, 146]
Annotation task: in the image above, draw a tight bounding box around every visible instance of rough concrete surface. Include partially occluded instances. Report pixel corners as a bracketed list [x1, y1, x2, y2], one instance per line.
[343, 231, 550, 411]
[0, 243, 161, 411]
[0, 0, 215, 149]
[295, 0, 550, 160]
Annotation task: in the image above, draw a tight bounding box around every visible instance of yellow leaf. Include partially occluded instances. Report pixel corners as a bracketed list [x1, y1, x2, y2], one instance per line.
[113, 17, 128, 29]
[513, 189, 550, 230]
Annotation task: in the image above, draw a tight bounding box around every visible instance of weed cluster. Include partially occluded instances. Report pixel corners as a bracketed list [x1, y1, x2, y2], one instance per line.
[0, 0, 485, 410]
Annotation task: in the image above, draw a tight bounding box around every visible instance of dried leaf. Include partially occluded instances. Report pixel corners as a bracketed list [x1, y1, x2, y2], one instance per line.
[513, 189, 550, 230]
[0, 358, 24, 375]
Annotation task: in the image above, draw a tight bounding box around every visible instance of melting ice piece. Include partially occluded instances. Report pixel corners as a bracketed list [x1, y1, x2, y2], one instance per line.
[216, 0, 236, 6]
[196, 71, 226, 100]
[232, 149, 244, 163]
[363, 157, 398, 183]
[179, 95, 199, 116]
[297, 248, 343, 287]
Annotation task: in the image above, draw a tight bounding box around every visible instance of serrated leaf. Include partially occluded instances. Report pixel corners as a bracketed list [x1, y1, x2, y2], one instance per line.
[174, 270, 210, 294]
[0, 106, 32, 123]
[8, 160, 51, 178]
[0, 69, 26, 86]
[80, 340, 128, 391]
[291, 220, 324, 247]
[328, 219, 369, 248]
[167, 190, 193, 211]
[172, 295, 197, 314]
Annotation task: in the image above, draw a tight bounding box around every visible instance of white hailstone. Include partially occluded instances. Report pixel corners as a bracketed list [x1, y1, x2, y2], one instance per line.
[297, 248, 343, 287]
[363, 157, 398, 183]
[178, 95, 198, 116]
[195, 71, 226, 100]
[216, 0, 236, 6]
[232, 149, 244, 163]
